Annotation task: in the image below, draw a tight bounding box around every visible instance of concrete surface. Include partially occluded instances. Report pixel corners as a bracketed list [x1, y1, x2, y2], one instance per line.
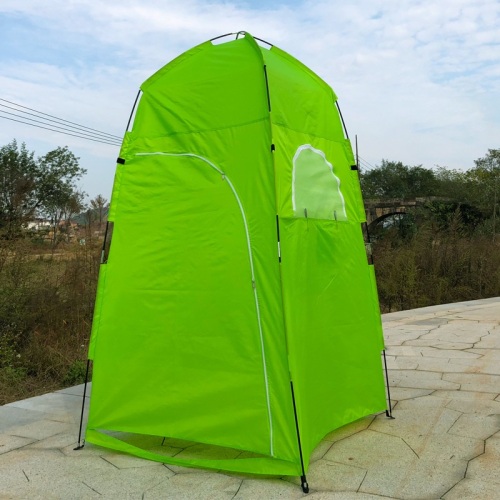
[1, 298, 499, 499]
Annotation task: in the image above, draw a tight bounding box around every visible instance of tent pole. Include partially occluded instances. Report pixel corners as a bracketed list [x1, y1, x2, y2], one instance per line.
[74, 359, 91, 450]
[354, 136, 394, 418]
[266, 57, 306, 492]
[290, 381, 309, 493]
[336, 101, 350, 140]
[125, 90, 142, 133]
[382, 350, 395, 418]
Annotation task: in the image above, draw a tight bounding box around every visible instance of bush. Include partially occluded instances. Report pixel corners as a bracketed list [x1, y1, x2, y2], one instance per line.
[372, 216, 500, 312]
[0, 234, 100, 404]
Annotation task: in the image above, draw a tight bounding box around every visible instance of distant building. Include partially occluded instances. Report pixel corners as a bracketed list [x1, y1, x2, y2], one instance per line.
[25, 219, 51, 231]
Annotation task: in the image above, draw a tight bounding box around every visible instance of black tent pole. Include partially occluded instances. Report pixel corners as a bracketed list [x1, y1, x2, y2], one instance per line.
[336, 101, 349, 140]
[75, 216, 114, 450]
[125, 90, 142, 133]
[264, 52, 307, 492]
[74, 359, 91, 450]
[382, 350, 395, 418]
[290, 381, 309, 493]
[75, 88, 141, 451]
[355, 137, 394, 419]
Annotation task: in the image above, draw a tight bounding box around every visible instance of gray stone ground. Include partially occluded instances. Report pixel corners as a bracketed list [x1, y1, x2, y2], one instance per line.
[1, 298, 499, 499]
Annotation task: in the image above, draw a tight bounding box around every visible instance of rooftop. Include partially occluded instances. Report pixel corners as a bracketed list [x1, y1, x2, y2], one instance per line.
[1, 298, 499, 499]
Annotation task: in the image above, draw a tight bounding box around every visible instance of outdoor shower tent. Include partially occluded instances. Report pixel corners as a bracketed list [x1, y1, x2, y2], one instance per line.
[83, 32, 388, 487]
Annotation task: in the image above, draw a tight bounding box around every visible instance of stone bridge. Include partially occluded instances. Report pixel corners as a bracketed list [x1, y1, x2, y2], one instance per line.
[364, 197, 437, 230]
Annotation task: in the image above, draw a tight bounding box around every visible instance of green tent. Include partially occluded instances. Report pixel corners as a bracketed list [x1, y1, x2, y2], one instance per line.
[82, 32, 388, 491]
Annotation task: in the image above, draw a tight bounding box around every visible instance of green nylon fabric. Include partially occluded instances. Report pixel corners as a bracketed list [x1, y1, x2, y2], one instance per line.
[86, 32, 386, 476]
[261, 46, 387, 462]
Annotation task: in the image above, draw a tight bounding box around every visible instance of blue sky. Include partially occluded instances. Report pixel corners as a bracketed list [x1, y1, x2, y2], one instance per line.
[1, 0, 500, 200]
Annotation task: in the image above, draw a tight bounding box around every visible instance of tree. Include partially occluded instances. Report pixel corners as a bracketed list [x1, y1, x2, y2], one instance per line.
[360, 160, 438, 199]
[89, 194, 108, 229]
[0, 140, 87, 240]
[433, 167, 470, 201]
[0, 140, 38, 237]
[53, 190, 86, 243]
[36, 147, 86, 243]
[468, 149, 500, 240]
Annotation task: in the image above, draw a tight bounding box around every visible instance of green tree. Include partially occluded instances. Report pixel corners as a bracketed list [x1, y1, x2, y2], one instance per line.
[0, 140, 38, 237]
[36, 147, 86, 243]
[433, 167, 470, 201]
[0, 141, 86, 239]
[360, 160, 438, 199]
[467, 149, 500, 240]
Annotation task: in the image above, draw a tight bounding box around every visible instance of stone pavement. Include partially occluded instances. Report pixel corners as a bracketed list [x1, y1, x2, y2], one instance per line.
[1, 298, 499, 499]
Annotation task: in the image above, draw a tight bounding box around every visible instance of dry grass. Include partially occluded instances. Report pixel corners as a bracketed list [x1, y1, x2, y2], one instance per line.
[373, 224, 500, 312]
[0, 232, 100, 404]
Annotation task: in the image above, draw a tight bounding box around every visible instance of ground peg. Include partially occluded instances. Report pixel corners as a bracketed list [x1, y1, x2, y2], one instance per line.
[301, 475, 309, 493]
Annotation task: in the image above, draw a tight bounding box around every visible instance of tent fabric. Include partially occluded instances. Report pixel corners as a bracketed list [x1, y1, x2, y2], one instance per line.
[85, 32, 387, 478]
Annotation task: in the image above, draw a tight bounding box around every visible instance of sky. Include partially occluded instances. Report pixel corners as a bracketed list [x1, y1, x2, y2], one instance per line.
[1, 0, 500, 201]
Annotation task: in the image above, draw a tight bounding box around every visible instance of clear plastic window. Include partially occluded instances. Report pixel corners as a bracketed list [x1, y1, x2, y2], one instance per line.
[292, 144, 347, 220]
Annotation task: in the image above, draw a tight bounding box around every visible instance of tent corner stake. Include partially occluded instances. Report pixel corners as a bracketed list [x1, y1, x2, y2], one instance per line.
[74, 359, 91, 450]
[382, 350, 395, 419]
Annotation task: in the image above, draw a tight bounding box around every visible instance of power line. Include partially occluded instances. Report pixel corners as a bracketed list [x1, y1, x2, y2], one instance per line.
[358, 155, 378, 171]
[0, 98, 122, 141]
[0, 109, 122, 146]
[0, 102, 121, 142]
[358, 158, 372, 170]
[0, 114, 122, 147]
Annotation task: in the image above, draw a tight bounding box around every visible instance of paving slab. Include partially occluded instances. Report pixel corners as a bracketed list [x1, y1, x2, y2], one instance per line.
[432, 389, 496, 401]
[0, 406, 59, 434]
[388, 387, 433, 401]
[6, 419, 70, 441]
[1, 297, 500, 498]
[445, 397, 500, 415]
[386, 356, 420, 370]
[323, 416, 375, 443]
[234, 478, 306, 499]
[443, 478, 500, 499]
[389, 369, 461, 390]
[24, 432, 77, 450]
[442, 372, 500, 393]
[0, 434, 37, 455]
[4, 391, 89, 424]
[448, 413, 500, 440]
[143, 472, 241, 499]
[322, 429, 469, 499]
[285, 459, 368, 492]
